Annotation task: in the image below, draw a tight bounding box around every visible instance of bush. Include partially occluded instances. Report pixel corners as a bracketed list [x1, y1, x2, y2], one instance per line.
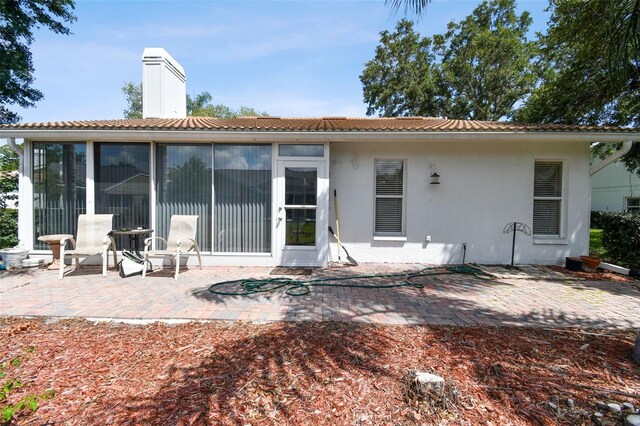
[590, 210, 604, 229]
[0, 175, 18, 249]
[0, 209, 18, 248]
[599, 212, 640, 268]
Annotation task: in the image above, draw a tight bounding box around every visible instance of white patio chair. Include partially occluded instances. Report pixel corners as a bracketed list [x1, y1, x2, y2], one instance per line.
[142, 215, 203, 280]
[60, 214, 117, 279]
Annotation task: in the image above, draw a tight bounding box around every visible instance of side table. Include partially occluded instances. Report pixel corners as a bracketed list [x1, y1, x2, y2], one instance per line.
[38, 234, 73, 270]
[110, 229, 153, 256]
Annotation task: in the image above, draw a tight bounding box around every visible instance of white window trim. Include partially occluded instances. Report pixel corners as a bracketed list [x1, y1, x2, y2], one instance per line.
[373, 158, 407, 237]
[532, 159, 568, 242]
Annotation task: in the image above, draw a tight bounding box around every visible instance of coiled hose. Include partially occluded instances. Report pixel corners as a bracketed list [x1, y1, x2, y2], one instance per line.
[208, 265, 487, 297]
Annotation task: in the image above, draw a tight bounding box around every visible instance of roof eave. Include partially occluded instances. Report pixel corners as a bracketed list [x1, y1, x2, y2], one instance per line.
[0, 129, 638, 143]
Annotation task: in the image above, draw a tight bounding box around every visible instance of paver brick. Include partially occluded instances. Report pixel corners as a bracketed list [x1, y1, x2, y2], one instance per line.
[1, 264, 639, 328]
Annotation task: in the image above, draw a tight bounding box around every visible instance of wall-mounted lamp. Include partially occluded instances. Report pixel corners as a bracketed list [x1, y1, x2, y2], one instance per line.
[430, 172, 441, 185]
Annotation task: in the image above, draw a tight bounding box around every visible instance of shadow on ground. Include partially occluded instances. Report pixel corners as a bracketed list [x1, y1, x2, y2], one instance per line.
[189, 266, 639, 329]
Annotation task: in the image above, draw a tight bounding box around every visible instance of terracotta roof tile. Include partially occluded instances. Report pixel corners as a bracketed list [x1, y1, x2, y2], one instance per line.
[0, 116, 637, 133]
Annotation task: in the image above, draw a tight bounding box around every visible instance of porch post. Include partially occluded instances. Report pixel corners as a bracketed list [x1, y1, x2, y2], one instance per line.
[9, 137, 34, 250]
[86, 141, 95, 214]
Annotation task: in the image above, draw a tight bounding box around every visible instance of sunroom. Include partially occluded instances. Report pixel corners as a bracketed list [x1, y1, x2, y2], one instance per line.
[22, 139, 330, 267]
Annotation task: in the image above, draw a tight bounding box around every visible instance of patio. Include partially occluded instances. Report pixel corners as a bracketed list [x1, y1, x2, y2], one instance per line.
[1, 263, 639, 328]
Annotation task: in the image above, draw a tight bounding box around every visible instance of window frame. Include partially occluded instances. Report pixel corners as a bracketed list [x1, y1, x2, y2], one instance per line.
[625, 196, 640, 213]
[373, 158, 407, 237]
[532, 159, 567, 240]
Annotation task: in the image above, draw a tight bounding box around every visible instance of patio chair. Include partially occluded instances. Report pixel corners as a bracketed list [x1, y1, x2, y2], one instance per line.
[60, 214, 118, 279]
[141, 215, 202, 280]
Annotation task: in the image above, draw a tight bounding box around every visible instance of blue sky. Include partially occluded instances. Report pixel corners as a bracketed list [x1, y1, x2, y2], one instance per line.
[15, 0, 550, 123]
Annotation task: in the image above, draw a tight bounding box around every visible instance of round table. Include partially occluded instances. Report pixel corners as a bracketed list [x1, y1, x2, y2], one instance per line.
[37, 234, 73, 270]
[110, 229, 153, 255]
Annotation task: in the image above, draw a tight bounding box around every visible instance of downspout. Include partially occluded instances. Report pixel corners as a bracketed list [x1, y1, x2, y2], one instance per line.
[589, 140, 634, 176]
[6, 137, 23, 171]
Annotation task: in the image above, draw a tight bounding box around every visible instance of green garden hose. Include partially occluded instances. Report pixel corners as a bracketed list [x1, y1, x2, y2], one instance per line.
[208, 265, 487, 297]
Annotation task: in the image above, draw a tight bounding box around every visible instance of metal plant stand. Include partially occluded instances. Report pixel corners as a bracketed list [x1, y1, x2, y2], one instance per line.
[503, 222, 531, 266]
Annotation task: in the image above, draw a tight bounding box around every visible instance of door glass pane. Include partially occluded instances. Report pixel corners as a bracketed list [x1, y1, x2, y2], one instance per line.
[279, 144, 324, 157]
[156, 144, 212, 251]
[286, 209, 315, 246]
[33, 143, 86, 249]
[285, 168, 317, 205]
[214, 144, 272, 253]
[95, 143, 150, 248]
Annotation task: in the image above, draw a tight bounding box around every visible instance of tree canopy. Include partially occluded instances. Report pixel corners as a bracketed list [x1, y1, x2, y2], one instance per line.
[122, 83, 267, 119]
[371, 0, 640, 174]
[0, 0, 76, 124]
[361, 0, 537, 121]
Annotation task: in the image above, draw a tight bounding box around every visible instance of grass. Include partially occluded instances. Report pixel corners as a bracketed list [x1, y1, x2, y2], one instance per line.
[590, 228, 607, 258]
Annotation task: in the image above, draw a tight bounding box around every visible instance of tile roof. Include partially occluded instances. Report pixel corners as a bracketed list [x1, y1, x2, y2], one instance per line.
[1, 116, 637, 133]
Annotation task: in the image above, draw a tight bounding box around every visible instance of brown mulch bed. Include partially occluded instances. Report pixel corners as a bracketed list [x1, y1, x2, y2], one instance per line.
[1, 318, 639, 425]
[546, 265, 640, 283]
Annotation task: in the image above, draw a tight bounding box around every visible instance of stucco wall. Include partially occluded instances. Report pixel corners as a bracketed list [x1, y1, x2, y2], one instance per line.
[591, 161, 640, 212]
[328, 140, 591, 265]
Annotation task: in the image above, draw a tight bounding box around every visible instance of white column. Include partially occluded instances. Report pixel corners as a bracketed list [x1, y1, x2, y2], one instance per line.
[85, 141, 95, 214]
[149, 141, 156, 250]
[16, 138, 33, 250]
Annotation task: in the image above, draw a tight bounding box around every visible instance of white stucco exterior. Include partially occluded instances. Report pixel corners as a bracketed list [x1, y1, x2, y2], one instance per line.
[328, 140, 591, 265]
[0, 134, 629, 268]
[591, 160, 640, 212]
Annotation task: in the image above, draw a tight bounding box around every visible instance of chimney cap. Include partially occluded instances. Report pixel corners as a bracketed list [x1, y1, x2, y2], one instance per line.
[142, 47, 185, 78]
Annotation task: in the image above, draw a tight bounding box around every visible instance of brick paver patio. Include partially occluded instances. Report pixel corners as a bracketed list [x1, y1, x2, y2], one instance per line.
[1, 263, 639, 328]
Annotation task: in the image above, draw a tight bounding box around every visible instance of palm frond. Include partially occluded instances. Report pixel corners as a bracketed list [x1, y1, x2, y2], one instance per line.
[385, 0, 432, 17]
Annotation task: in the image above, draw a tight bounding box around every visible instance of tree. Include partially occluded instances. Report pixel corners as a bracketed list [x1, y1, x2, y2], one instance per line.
[122, 83, 267, 118]
[361, 0, 537, 120]
[514, 0, 640, 174]
[434, 0, 537, 120]
[360, 20, 442, 117]
[0, 0, 76, 124]
[122, 82, 142, 119]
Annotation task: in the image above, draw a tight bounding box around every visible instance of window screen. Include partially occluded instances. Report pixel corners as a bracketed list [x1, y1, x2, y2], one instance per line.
[533, 161, 563, 236]
[374, 160, 405, 235]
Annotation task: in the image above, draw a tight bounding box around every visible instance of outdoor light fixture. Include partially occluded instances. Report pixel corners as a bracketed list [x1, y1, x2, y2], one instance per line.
[430, 172, 441, 185]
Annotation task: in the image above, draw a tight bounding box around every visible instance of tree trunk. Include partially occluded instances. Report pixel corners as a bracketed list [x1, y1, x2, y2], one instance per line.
[634, 331, 640, 365]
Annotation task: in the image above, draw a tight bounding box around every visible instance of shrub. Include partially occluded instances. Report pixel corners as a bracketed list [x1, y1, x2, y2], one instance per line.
[0, 175, 18, 249]
[599, 212, 640, 268]
[590, 210, 604, 229]
[0, 209, 18, 249]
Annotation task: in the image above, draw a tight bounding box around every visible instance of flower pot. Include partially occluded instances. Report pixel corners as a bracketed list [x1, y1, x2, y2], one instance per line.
[579, 255, 601, 269]
[565, 257, 583, 271]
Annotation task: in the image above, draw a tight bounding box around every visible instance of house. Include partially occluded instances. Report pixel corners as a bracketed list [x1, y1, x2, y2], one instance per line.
[1, 48, 638, 267]
[591, 160, 640, 213]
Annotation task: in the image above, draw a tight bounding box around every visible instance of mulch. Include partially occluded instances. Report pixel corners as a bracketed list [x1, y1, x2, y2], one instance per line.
[546, 265, 640, 283]
[1, 318, 639, 425]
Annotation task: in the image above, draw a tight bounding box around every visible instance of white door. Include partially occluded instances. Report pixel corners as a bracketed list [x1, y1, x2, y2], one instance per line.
[276, 160, 328, 267]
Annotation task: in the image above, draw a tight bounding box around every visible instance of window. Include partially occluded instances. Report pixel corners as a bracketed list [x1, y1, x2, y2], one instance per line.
[278, 144, 324, 157]
[214, 144, 272, 252]
[156, 144, 212, 251]
[94, 143, 150, 247]
[533, 161, 563, 237]
[374, 159, 405, 235]
[32, 143, 86, 249]
[626, 196, 640, 213]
